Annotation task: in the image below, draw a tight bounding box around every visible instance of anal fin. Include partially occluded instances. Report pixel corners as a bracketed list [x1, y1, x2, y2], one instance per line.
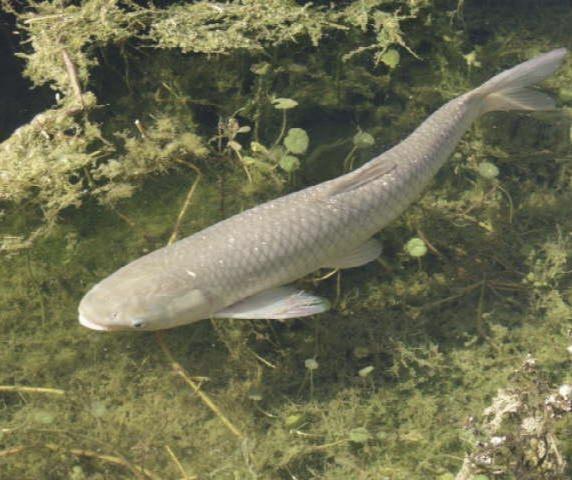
[324, 238, 382, 269]
[213, 286, 330, 320]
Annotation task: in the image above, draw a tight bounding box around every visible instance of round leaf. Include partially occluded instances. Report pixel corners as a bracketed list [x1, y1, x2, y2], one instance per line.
[279, 155, 300, 173]
[477, 161, 499, 179]
[380, 48, 400, 69]
[283, 128, 309, 154]
[272, 97, 298, 110]
[405, 237, 427, 258]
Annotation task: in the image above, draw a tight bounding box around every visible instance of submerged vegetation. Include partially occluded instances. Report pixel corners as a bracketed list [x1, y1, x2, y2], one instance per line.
[1, 0, 571, 479]
[0, 0, 425, 250]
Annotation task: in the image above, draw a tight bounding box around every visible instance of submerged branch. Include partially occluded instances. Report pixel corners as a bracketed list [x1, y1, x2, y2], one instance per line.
[154, 332, 245, 441]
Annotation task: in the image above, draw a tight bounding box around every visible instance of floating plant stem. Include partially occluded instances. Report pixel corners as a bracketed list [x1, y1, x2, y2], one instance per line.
[0, 385, 65, 396]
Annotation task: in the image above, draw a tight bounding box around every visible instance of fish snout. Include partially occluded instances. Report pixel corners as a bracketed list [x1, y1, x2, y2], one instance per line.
[78, 287, 121, 331]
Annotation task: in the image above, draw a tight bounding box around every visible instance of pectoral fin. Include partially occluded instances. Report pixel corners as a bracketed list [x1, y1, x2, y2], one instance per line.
[213, 287, 330, 320]
[325, 238, 382, 269]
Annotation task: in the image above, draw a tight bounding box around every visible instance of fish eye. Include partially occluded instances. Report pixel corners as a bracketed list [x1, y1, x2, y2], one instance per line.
[132, 319, 145, 329]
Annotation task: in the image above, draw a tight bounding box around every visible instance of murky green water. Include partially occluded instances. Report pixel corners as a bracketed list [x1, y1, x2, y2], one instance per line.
[1, 2, 571, 479]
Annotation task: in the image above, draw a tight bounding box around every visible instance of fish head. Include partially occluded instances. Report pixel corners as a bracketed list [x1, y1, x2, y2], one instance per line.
[78, 268, 214, 331]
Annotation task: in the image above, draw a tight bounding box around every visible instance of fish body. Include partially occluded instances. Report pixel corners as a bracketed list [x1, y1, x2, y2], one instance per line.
[79, 48, 567, 331]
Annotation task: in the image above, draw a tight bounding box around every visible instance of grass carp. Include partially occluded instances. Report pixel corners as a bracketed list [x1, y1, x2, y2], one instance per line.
[79, 48, 567, 331]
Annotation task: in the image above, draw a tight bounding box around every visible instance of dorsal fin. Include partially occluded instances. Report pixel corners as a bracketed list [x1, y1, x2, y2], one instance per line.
[326, 155, 397, 197]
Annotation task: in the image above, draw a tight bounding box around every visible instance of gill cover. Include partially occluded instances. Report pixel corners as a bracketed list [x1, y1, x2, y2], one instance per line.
[164, 288, 213, 323]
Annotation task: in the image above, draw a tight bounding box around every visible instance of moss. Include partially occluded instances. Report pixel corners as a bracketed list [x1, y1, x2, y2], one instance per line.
[1, 0, 435, 250]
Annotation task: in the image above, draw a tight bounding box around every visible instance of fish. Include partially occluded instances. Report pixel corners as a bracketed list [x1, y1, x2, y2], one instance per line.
[79, 48, 567, 331]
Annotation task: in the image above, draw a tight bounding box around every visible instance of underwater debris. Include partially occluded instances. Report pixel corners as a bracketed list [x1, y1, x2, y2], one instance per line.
[456, 355, 571, 479]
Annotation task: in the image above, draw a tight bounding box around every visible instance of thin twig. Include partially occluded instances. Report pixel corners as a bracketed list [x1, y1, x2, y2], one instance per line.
[155, 332, 245, 440]
[24, 13, 67, 24]
[0, 445, 26, 457]
[312, 268, 339, 284]
[25, 252, 47, 324]
[156, 159, 244, 441]
[168, 167, 202, 245]
[165, 445, 195, 480]
[109, 204, 138, 229]
[0, 385, 65, 396]
[44, 443, 157, 480]
[61, 48, 84, 109]
[342, 145, 358, 171]
[475, 276, 487, 339]
[421, 281, 483, 311]
[496, 184, 514, 224]
[416, 228, 442, 257]
[0, 443, 159, 480]
[273, 110, 287, 147]
[249, 349, 277, 369]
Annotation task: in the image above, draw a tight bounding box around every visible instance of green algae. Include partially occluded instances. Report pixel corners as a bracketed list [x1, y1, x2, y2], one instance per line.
[1, 1, 572, 479]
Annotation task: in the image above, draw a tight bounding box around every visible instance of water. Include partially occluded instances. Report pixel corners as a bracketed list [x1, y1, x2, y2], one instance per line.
[1, 2, 571, 479]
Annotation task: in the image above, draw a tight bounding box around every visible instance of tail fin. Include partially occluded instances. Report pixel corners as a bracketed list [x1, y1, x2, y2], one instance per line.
[473, 48, 567, 113]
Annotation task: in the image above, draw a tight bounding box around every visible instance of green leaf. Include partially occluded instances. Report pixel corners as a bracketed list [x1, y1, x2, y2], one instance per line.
[405, 237, 427, 257]
[358, 365, 374, 377]
[279, 154, 300, 173]
[283, 128, 309, 154]
[284, 413, 305, 429]
[251, 62, 270, 76]
[250, 141, 269, 154]
[349, 427, 371, 443]
[477, 161, 499, 179]
[243, 156, 274, 171]
[380, 48, 400, 69]
[353, 131, 374, 149]
[272, 97, 298, 110]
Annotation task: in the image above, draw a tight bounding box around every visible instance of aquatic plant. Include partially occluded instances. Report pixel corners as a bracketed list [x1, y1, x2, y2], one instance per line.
[0, 0, 430, 250]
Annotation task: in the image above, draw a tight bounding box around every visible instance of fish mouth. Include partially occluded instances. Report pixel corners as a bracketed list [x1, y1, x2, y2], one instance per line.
[79, 313, 112, 331]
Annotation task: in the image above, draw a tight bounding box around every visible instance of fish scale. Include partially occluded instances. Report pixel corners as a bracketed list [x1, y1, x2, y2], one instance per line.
[78, 48, 567, 331]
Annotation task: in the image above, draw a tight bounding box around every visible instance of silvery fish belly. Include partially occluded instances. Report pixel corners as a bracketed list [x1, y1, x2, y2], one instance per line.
[78, 48, 568, 332]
